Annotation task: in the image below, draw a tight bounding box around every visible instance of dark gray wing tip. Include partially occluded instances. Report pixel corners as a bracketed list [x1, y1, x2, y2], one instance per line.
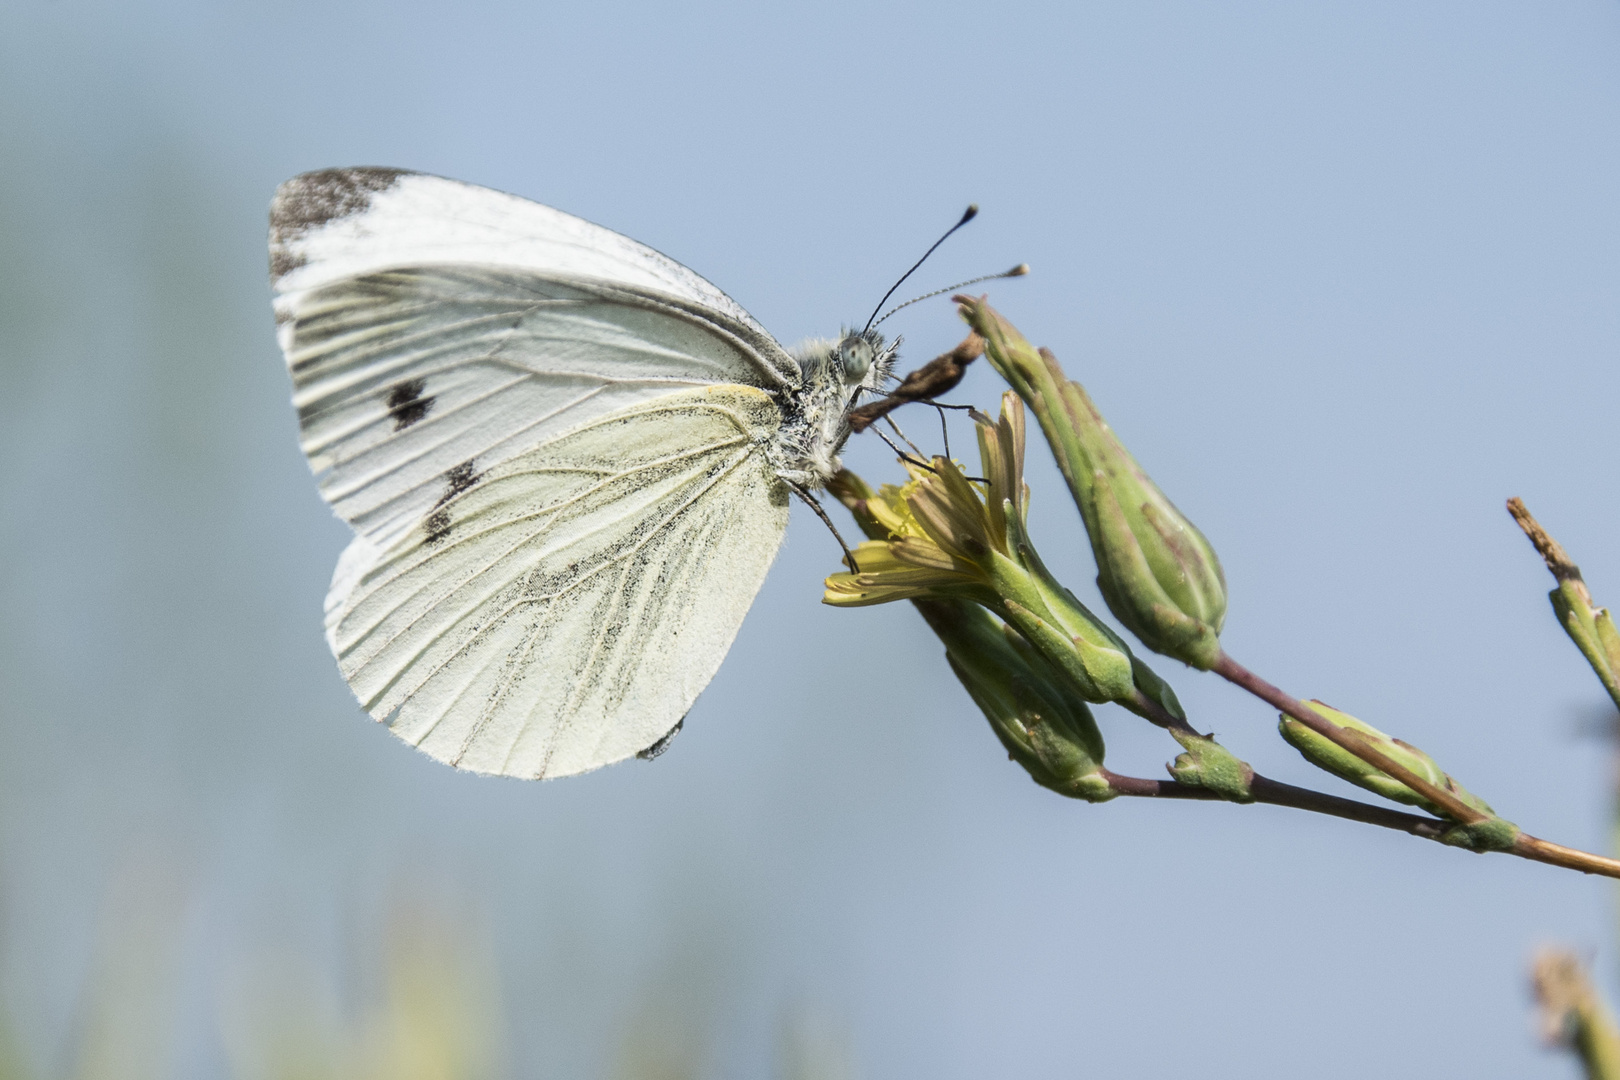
[268, 167, 415, 279]
[636, 718, 684, 760]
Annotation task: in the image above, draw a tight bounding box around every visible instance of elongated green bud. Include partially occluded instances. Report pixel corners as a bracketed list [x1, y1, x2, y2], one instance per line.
[958, 296, 1227, 669]
[999, 598, 1133, 705]
[1278, 701, 1495, 818]
[916, 600, 1115, 801]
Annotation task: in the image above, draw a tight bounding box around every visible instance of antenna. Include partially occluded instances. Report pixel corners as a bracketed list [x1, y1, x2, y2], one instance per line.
[862, 204, 979, 335]
[872, 264, 1029, 328]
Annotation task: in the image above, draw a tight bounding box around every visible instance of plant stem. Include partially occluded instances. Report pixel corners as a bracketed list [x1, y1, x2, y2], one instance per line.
[1213, 651, 1620, 879]
[1108, 768, 1620, 866]
[1100, 771, 1449, 838]
[1099, 771, 1219, 799]
[1512, 835, 1620, 878]
[1211, 651, 1487, 823]
[1121, 689, 1203, 738]
[1249, 776, 1449, 837]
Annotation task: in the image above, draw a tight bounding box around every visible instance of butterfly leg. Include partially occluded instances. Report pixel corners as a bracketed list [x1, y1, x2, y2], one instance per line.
[784, 479, 862, 575]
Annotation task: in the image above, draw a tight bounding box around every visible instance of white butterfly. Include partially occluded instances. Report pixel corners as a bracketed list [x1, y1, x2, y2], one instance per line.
[270, 168, 895, 780]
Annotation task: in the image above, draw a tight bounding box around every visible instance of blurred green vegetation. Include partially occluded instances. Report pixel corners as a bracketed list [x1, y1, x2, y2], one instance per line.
[222, 904, 503, 1080]
[0, 870, 850, 1080]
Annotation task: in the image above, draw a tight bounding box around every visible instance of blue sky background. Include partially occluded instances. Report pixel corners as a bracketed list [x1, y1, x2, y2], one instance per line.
[4, 2, 1620, 1077]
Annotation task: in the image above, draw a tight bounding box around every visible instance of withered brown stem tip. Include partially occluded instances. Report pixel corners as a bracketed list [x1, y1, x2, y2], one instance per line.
[1508, 496, 1585, 585]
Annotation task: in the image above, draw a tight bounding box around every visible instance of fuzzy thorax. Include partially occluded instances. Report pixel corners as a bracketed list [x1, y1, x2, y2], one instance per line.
[771, 330, 896, 489]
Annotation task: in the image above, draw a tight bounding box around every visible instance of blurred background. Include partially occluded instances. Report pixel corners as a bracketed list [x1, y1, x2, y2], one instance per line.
[3, 1, 1620, 1076]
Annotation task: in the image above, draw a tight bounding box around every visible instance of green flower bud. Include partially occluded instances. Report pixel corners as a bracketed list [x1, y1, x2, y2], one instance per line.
[958, 296, 1227, 669]
[915, 600, 1115, 802]
[1167, 731, 1254, 803]
[1439, 817, 1521, 853]
[1278, 701, 1497, 819]
[999, 599, 1134, 705]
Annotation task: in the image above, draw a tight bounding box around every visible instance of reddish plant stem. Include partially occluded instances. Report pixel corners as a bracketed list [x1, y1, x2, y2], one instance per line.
[1250, 776, 1449, 837]
[1099, 771, 1219, 799]
[1099, 771, 1449, 839]
[1120, 689, 1203, 739]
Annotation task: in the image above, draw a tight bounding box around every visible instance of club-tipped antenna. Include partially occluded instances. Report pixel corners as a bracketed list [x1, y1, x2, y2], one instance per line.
[872, 264, 1030, 329]
[862, 204, 980, 335]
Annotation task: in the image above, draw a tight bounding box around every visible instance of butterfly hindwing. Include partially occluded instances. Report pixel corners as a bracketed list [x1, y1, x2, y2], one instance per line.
[326, 386, 789, 779]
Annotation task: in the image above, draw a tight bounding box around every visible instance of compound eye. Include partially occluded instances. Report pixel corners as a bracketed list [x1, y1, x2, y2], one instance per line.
[837, 337, 874, 380]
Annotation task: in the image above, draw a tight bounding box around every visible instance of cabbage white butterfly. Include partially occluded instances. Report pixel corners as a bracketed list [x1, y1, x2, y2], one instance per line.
[270, 168, 900, 779]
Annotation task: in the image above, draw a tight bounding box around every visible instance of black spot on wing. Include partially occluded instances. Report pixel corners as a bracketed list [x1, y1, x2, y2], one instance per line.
[437, 460, 481, 504]
[386, 378, 433, 430]
[268, 167, 409, 281]
[637, 718, 683, 760]
[422, 460, 482, 546]
[424, 509, 452, 546]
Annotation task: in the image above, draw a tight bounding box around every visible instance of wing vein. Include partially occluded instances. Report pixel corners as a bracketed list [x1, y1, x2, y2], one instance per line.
[340, 437, 762, 717]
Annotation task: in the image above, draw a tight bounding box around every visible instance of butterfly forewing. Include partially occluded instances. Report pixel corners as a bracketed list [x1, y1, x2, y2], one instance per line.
[283, 264, 793, 549]
[271, 169, 799, 776]
[271, 169, 780, 344]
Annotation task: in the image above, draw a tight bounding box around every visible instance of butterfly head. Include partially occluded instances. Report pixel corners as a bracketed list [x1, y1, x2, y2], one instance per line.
[833, 327, 895, 393]
[836, 334, 876, 382]
[774, 329, 896, 488]
[789, 328, 894, 394]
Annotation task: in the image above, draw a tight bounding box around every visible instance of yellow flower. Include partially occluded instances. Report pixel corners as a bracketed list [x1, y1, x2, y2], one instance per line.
[822, 461, 997, 608]
[825, 394, 1138, 706]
